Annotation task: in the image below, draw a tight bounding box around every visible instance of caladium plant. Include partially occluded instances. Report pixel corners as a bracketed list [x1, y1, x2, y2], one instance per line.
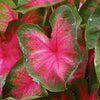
[0, 0, 100, 99]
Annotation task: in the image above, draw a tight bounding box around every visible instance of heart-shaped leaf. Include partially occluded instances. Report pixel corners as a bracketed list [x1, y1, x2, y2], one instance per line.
[17, 5, 82, 91]
[2, 57, 48, 100]
[16, 0, 64, 14]
[85, 3, 100, 49]
[79, 0, 100, 24]
[0, 3, 18, 34]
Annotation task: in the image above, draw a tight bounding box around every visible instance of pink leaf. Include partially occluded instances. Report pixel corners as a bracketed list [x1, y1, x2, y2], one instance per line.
[0, 22, 22, 75]
[18, 5, 82, 91]
[0, 3, 18, 34]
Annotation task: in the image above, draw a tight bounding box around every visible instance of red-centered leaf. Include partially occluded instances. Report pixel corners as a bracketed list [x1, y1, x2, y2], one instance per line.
[0, 21, 22, 76]
[18, 5, 82, 91]
[0, 3, 18, 34]
[71, 78, 98, 100]
[17, 0, 64, 13]
[2, 58, 47, 99]
[21, 8, 45, 26]
[69, 30, 88, 82]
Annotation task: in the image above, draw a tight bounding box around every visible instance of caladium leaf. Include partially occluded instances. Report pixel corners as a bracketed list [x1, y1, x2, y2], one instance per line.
[94, 38, 100, 85]
[16, 0, 64, 14]
[17, 5, 82, 91]
[0, 3, 18, 34]
[0, 21, 22, 76]
[79, 0, 100, 24]
[2, 57, 48, 100]
[21, 8, 45, 26]
[71, 78, 98, 100]
[85, 3, 100, 49]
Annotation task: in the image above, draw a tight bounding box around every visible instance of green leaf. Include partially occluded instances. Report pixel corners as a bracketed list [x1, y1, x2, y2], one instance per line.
[73, 0, 80, 9]
[2, 57, 48, 100]
[85, 3, 100, 49]
[79, 0, 100, 24]
[95, 39, 100, 85]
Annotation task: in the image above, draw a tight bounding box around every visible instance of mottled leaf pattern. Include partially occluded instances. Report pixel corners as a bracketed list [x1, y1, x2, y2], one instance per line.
[18, 5, 82, 91]
[0, 3, 17, 34]
[2, 58, 47, 99]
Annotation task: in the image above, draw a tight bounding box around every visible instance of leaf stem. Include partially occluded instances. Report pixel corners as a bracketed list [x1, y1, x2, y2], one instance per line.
[42, 8, 48, 27]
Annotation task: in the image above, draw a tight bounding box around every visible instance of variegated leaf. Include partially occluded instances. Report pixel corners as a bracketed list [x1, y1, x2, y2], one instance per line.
[16, 0, 64, 13]
[0, 3, 18, 34]
[17, 5, 82, 91]
[2, 57, 48, 99]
